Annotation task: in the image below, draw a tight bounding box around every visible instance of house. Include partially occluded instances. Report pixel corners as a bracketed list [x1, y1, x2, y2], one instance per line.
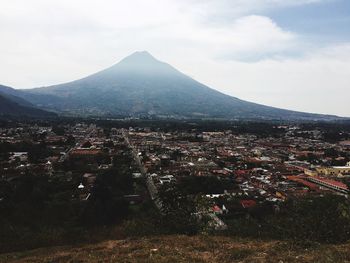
[159, 175, 175, 184]
[212, 205, 223, 215]
[240, 199, 257, 209]
[316, 162, 350, 177]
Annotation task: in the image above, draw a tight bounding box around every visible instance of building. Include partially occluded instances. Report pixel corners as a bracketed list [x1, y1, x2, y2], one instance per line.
[307, 176, 348, 194]
[316, 162, 350, 177]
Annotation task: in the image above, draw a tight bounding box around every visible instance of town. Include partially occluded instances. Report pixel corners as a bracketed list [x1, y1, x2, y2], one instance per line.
[1, 119, 350, 251]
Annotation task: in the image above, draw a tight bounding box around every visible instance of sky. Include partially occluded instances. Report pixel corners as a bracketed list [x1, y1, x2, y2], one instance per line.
[0, 0, 349, 116]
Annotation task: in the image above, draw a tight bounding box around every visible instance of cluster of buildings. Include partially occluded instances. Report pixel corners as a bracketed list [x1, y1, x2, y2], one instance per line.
[0, 123, 124, 201]
[0, 122, 349, 219]
[124, 125, 350, 216]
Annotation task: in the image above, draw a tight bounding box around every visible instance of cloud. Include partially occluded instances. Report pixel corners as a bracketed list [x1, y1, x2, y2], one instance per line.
[0, 0, 348, 116]
[215, 15, 296, 61]
[0, 1, 298, 85]
[177, 0, 328, 22]
[188, 43, 350, 116]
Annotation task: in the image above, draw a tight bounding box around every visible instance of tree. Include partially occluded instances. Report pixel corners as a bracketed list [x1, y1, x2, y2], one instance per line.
[271, 195, 350, 243]
[82, 178, 129, 225]
[66, 135, 75, 146]
[52, 125, 65, 136]
[158, 183, 205, 234]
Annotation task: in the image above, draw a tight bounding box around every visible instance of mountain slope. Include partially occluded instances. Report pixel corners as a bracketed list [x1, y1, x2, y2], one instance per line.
[0, 84, 66, 112]
[11, 51, 341, 120]
[0, 85, 34, 107]
[0, 87, 56, 117]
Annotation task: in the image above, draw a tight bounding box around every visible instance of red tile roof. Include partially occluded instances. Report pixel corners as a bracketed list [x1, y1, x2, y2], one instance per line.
[240, 200, 256, 208]
[312, 176, 348, 190]
[212, 205, 222, 212]
[287, 176, 319, 191]
[70, 149, 102, 156]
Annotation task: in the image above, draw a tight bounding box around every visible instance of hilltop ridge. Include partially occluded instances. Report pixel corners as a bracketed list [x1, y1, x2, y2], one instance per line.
[2, 235, 350, 263]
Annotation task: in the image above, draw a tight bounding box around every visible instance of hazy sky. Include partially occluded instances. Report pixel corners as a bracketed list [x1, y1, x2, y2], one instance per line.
[1, 0, 349, 116]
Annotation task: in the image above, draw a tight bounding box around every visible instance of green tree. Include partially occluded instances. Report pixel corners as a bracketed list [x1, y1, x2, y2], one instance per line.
[158, 183, 210, 235]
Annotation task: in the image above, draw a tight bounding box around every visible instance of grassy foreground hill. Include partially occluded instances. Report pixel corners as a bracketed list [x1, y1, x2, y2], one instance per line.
[1, 235, 350, 263]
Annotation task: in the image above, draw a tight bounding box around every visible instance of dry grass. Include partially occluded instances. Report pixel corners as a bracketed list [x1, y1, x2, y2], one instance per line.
[1, 235, 350, 263]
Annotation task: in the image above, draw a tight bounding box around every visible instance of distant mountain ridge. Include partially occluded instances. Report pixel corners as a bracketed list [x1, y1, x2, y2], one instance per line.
[0, 85, 55, 117]
[0, 52, 344, 120]
[0, 85, 34, 107]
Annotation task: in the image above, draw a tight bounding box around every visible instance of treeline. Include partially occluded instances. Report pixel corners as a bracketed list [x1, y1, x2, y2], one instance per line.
[0, 152, 134, 253]
[2, 175, 350, 252]
[224, 194, 350, 244]
[3, 117, 350, 139]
